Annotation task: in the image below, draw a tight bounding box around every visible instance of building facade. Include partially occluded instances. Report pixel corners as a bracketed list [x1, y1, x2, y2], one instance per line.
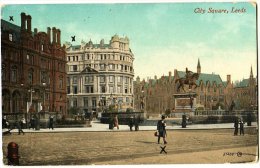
[1, 13, 67, 115]
[233, 66, 257, 110]
[65, 35, 134, 115]
[133, 59, 250, 117]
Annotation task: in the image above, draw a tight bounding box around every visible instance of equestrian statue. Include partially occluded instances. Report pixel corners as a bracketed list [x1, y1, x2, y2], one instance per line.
[175, 67, 200, 92]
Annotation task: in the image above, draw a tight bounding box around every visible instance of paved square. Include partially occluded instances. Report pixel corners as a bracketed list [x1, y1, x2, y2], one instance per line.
[2, 129, 258, 165]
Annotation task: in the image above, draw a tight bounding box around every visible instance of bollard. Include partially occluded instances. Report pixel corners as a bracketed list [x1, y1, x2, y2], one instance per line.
[7, 142, 19, 165]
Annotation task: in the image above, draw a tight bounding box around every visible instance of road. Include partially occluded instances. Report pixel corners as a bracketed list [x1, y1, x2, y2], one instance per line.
[2, 128, 258, 165]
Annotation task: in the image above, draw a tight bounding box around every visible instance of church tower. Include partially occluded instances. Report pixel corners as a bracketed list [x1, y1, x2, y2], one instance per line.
[197, 58, 201, 74]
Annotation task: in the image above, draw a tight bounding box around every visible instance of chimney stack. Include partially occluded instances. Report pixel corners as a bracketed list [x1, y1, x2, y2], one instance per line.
[227, 75, 231, 83]
[47, 27, 51, 44]
[52, 27, 57, 44]
[27, 15, 32, 33]
[57, 29, 61, 45]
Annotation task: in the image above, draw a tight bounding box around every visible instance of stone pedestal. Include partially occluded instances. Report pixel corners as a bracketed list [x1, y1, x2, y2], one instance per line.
[173, 92, 197, 117]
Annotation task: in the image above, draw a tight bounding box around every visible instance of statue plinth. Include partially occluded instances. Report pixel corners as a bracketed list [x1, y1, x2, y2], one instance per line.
[173, 92, 197, 117]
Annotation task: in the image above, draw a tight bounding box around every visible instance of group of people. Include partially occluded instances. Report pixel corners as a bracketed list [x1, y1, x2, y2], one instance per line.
[128, 115, 140, 131]
[234, 118, 244, 136]
[2, 115, 55, 135]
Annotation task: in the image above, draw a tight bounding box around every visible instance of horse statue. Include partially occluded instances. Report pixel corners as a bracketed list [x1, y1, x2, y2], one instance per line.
[175, 73, 200, 92]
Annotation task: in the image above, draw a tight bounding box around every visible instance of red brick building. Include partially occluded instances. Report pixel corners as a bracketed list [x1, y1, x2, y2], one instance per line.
[1, 13, 67, 115]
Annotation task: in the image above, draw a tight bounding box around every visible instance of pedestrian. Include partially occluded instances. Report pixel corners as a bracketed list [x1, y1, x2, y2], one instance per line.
[21, 117, 26, 129]
[2, 115, 9, 129]
[134, 115, 140, 131]
[49, 115, 54, 130]
[239, 118, 244, 136]
[157, 115, 167, 144]
[234, 117, 239, 136]
[17, 120, 25, 135]
[113, 115, 119, 130]
[30, 116, 35, 130]
[129, 116, 134, 131]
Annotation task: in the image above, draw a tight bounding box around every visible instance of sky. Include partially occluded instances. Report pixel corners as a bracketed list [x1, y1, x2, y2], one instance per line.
[0, 1, 257, 83]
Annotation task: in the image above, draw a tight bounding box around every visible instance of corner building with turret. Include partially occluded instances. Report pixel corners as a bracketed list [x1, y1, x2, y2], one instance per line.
[65, 35, 135, 114]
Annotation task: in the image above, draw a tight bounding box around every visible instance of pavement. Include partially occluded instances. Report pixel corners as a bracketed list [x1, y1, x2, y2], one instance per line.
[2, 121, 258, 133]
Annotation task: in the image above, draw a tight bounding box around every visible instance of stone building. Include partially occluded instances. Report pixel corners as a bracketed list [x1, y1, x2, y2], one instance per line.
[1, 13, 67, 115]
[65, 35, 134, 115]
[233, 66, 257, 110]
[134, 59, 237, 117]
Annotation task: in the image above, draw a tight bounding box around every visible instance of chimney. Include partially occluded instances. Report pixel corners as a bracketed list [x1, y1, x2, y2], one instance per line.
[21, 12, 26, 30]
[227, 75, 231, 83]
[52, 27, 57, 44]
[34, 28, 38, 35]
[169, 71, 172, 81]
[57, 29, 61, 45]
[27, 15, 32, 33]
[174, 69, 178, 78]
[47, 27, 51, 44]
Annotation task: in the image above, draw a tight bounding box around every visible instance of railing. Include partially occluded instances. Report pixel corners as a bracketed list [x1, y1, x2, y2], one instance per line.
[194, 110, 257, 116]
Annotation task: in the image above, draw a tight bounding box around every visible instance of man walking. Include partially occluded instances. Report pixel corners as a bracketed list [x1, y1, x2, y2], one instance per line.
[49, 115, 54, 130]
[157, 115, 167, 144]
[239, 118, 244, 136]
[234, 117, 239, 136]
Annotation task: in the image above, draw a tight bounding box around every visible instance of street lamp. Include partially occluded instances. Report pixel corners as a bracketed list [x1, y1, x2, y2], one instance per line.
[28, 87, 35, 112]
[42, 81, 46, 112]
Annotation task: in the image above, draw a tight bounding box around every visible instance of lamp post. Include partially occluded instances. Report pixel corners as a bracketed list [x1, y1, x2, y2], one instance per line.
[28, 87, 35, 112]
[42, 81, 46, 112]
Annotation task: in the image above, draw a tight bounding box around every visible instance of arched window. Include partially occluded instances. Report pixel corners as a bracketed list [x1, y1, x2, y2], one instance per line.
[11, 66, 17, 83]
[28, 69, 34, 85]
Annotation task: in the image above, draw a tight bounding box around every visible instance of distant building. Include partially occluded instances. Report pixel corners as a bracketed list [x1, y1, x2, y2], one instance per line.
[1, 13, 67, 114]
[65, 35, 134, 115]
[233, 66, 257, 110]
[133, 59, 254, 117]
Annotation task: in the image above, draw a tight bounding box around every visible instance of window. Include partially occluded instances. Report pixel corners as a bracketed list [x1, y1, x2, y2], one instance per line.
[117, 76, 122, 83]
[100, 76, 105, 83]
[28, 70, 33, 84]
[124, 77, 128, 84]
[59, 77, 63, 89]
[41, 44, 44, 51]
[85, 76, 93, 83]
[72, 65, 77, 71]
[125, 87, 128, 94]
[101, 85, 106, 93]
[109, 76, 114, 83]
[73, 77, 77, 84]
[117, 86, 122, 93]
[109, 64, 115, 70]
[84, 97, 88, 107]
[11, 67, 17, 82]
[67, 86, 70, 94]
[92, 98, 96, 107]
[9, 34, 13, 41]
[73, 86, 78, 94]
[109, 86, 114, 93]
[85, 85, 94, 93]
[100, 64, 105, 70]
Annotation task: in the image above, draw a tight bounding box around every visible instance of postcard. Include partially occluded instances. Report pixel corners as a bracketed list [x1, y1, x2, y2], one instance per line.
[1, 0, 258, 167]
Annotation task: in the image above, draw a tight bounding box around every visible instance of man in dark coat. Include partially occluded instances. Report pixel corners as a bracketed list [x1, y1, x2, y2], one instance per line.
[239, 119, 244, 136]
[49, 115, 54, 130]
[157, 115, 167, 144]
[234, 117, 239, 136]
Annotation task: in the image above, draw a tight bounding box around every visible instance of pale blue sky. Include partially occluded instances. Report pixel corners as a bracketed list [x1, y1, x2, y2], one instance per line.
[1, 2, 257, 82]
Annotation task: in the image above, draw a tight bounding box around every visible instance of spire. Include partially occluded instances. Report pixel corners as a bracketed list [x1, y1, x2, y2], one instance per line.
[250, 65, 253, 78]
[197, 58, 201, 74]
